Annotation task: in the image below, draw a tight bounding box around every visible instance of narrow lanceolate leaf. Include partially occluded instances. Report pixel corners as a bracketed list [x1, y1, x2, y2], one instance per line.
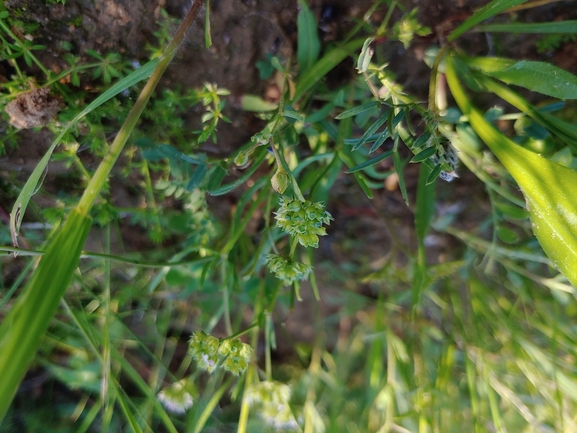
[0, 208, 92, 420]
[448, 0, 528, 41]
[297, 0, 320, 73]
[475, 20, 577, 34]
[336, 101, 379, 120]
[346, 150, 393, 174]
[465, 56, 577, 100]
[446, 54, 577, 288]
[410, 146, 436, 163]
[352, 109, 389, 151]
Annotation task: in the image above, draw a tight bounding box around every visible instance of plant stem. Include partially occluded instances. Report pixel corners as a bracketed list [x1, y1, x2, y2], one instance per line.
[77, 0, 206, 215]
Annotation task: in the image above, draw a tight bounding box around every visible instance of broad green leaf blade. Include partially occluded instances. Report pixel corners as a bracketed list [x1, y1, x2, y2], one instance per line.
[0, 208, 92, 420]
[475, 20, 577, 34]
[292, 38, 365, 103]
[447, 54, 577, 288]
[465, 56, 577, 100]
[9, 57, 159, 246]
[346, 150, 393, 173]
[297, 0, 320, 73]
[448, 0, 528, 41]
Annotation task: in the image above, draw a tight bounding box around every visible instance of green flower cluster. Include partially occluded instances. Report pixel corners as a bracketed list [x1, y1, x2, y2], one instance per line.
[188, 331, 220, 372]
[245, 381, 297, 430]
[265, 254, 312, 285]
[188, 331, 252, 376]
[274, 196, 333, 248]
[218, 339, 253, 376]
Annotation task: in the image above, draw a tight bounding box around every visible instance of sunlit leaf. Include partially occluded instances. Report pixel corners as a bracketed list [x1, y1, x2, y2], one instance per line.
[447, 53, 577, 288]
[465, 56, 577, 100]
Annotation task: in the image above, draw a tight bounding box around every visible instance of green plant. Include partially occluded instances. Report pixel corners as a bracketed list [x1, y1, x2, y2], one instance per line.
[0, 0, 207, 421]
[2, 0, 577, 431]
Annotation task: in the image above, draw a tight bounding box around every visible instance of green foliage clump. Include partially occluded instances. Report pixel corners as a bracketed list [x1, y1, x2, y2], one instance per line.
[2, 0, 577, 432]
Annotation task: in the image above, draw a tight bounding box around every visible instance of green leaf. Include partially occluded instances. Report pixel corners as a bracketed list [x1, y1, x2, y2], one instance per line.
[475, 20, 577, 34]
[393, 141, 409, 206]
[339, 152, 373, 199]
[447, 53, 577, 289]
[471, 72, 577, 150]
[426, 164, 443, 185]
[413, 131, 432, 149]
[283, 109, 305, 122]
[292, 38, 365, 103]
[207, 166, 227, 190]
[142, 144, 204, 165]
[495, 201, 529, 220]
[465, 56, 577, 100]
[352, 109, 390, 151]
[336, 102, 379, 120]
[0, 209, 92, 420]
[410, 146, 437, 163]
[448, 0, 528, 41]
[369, 131, 390, 153]
[240, 95, 278, 112]
[346, 150, 393, 173]
[356, 37, 375, 73]
[297, 0, 320, 73]
[186, 164, 208, 190]
[354, 173, 373, 199]
[497, 226, 518, 244]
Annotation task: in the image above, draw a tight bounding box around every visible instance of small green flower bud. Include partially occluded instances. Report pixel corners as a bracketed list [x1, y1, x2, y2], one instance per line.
[271, 168, 290, 194]
[265, 254, 313, 285]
